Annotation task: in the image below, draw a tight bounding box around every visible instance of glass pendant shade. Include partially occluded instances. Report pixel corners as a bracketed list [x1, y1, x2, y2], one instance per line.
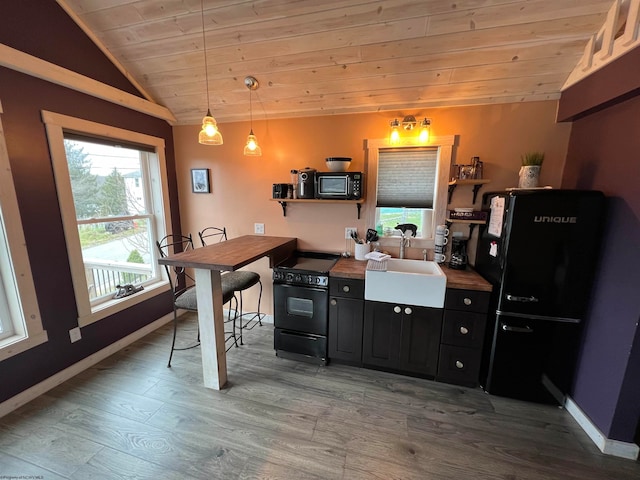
[198, 110, 223, 145]
[419, 120, 430, 143]
[389, 119, 400, 145]
[243, 130, 262, 156]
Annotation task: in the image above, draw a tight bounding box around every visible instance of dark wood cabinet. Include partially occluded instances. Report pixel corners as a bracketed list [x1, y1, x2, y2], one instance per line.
[328, 278, 364, 365]
[436, 288, 489, 387]
[363, 300, 442, 377]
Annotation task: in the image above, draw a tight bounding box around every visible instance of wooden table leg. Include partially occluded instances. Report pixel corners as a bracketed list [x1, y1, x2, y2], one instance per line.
[194, 268, 227, 389]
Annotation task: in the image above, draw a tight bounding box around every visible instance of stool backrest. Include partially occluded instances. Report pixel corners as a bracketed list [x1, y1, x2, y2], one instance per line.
[156, 234, 195, 296]
[198, 226, 227, 247]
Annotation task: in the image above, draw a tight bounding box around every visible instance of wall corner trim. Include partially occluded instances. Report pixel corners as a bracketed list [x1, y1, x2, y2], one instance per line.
[565, 396, 640, 460]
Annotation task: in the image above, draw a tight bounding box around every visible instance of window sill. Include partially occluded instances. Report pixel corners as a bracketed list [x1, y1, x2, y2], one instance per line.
[0, 329, 48, 362]
[78, 281, 170, 327]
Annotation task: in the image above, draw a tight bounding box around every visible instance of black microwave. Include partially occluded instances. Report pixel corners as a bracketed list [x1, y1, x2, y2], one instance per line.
[315, 172, 363, 200]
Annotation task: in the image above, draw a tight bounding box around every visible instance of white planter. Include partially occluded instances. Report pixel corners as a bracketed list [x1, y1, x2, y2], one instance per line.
[519, 165, 541, 188]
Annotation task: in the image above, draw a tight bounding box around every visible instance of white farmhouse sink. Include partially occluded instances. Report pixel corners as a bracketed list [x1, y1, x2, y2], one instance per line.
[365, 259, 447, 308]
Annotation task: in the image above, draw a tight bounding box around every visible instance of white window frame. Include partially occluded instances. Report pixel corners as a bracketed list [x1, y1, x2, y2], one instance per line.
[0, 100, 48, 361]
[43, 111, 172, 327]
[364, 135, 456, 248]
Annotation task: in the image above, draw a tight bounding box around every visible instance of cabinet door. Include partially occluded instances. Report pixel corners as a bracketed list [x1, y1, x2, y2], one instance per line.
[328, 296, 363, 364]
[399, 305, 442, 377]
[363, 301, 401, 369]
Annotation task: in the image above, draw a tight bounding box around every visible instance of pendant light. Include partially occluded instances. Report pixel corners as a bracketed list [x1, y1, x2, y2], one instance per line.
[198, 0, 223, 145]
[243, 76, 262, 156]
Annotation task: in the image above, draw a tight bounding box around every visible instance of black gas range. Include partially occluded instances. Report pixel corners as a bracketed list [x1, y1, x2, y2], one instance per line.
[272, 251, 340, 365]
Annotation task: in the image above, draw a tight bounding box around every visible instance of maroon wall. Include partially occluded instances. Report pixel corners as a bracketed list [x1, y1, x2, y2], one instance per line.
[0, 2, 180, 403]
[560, 51, 640, 443]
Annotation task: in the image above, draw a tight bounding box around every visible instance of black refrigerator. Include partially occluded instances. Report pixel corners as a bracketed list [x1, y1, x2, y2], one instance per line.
[475, 189, 605, 404]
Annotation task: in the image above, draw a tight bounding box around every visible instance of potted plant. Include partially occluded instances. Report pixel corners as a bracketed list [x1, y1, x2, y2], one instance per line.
[519, 151, 544, 188]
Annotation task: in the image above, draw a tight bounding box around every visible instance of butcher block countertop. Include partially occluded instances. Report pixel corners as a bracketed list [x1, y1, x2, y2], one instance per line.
[158, 235, 297, 271]
[330, 256, 492, 292]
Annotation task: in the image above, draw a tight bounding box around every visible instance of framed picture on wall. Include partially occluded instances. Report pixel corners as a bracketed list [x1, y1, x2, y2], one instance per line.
[191, 168, 210, 193]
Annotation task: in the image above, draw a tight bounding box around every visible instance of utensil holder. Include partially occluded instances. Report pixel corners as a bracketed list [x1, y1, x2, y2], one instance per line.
[354, 243, 371, 261]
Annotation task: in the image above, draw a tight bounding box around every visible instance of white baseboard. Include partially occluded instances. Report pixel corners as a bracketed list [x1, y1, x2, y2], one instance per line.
[0, 313, 173, 418]
[565, 396, 639, 460]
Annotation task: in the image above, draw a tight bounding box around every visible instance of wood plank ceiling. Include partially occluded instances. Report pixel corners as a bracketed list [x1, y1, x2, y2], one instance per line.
[60, 0, 615, 125]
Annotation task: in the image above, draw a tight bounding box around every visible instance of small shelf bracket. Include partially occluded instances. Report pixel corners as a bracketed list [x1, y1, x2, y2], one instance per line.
[278, 201, 287, 216]
[447, 184, 456, 204]
[356, 203, 362, 219]
[472, 184, 483, 204]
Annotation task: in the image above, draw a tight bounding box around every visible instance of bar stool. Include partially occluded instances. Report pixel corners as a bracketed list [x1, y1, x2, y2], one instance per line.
[156, 233, 239, 367]
[198, 227, 263, 345]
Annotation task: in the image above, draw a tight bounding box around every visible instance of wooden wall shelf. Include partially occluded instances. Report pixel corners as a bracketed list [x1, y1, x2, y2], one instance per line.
[269, 198, 365, 218]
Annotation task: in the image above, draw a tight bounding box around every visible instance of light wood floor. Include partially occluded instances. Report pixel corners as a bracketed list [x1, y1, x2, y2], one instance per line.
[1, 313, 639, 479]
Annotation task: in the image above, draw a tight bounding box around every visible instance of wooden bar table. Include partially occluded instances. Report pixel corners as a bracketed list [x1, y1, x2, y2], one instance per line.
[158, 235, 297, 389]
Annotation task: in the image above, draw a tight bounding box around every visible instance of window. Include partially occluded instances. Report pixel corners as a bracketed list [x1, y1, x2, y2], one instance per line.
[44, 112, 172, 327]
[0, 100, 47, 359]
[376, 148, 438, 238]
[365, 136, 455, 246]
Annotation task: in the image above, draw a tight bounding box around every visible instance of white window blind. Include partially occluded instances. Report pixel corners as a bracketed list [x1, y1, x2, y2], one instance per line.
[376, 148, 438, 208]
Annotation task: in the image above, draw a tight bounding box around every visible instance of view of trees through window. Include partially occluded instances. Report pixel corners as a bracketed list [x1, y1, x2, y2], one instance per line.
[64, 138, 156, 303]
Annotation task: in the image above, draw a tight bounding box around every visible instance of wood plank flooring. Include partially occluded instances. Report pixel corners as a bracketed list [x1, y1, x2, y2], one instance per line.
[1, 312, 639, 479]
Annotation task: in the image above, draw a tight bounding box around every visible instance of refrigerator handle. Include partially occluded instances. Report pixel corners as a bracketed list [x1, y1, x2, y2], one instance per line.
[506, 294, 539, 303]
[501, 323, 534, 334]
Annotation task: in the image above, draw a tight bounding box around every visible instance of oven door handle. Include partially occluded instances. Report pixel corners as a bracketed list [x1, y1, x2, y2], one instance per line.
[279, 330, 320, 340]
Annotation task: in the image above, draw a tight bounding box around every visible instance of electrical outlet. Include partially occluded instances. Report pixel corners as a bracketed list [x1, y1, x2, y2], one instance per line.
[69, 327, 82, 343]
[254, 223, 265, 234]
[345, 227, 357, 240]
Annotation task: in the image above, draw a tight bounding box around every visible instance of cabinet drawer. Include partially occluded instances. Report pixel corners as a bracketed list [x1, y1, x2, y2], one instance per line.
[441, 310, 486, 348]
[330, 278, 364, 299]
[445, 289, 490, 313]
[437, 345, 482, 387]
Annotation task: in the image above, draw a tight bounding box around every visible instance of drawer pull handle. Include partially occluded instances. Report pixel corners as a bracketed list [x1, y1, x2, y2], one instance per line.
[463, 298, 472, 306]
[455, 360, 464, 369]
[343, 285, 350, 293]
[404, 307, 412, 315]
[330, 299, 337, 306]
[459, 326, 469, 335]
[394, 306, 402, 314]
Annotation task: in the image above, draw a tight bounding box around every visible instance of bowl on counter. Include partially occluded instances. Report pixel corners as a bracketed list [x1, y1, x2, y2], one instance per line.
[325, 157, 351, 172]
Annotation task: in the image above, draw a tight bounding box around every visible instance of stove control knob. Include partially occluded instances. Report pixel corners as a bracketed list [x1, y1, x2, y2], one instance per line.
[394, 306, 401, 314]
[286, 273, 294, 282]
[295, 274, 302, 283]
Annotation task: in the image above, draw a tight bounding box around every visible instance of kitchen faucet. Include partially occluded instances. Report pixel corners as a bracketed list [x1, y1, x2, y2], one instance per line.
[399, 232, 409, 259]
[395, 223, 417, 259]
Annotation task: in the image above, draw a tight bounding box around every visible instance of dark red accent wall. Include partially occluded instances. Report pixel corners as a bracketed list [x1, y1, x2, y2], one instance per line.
[0, 1, 143, 97]
[559, 51, 640, 443]
[0, 2, 180, 403]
